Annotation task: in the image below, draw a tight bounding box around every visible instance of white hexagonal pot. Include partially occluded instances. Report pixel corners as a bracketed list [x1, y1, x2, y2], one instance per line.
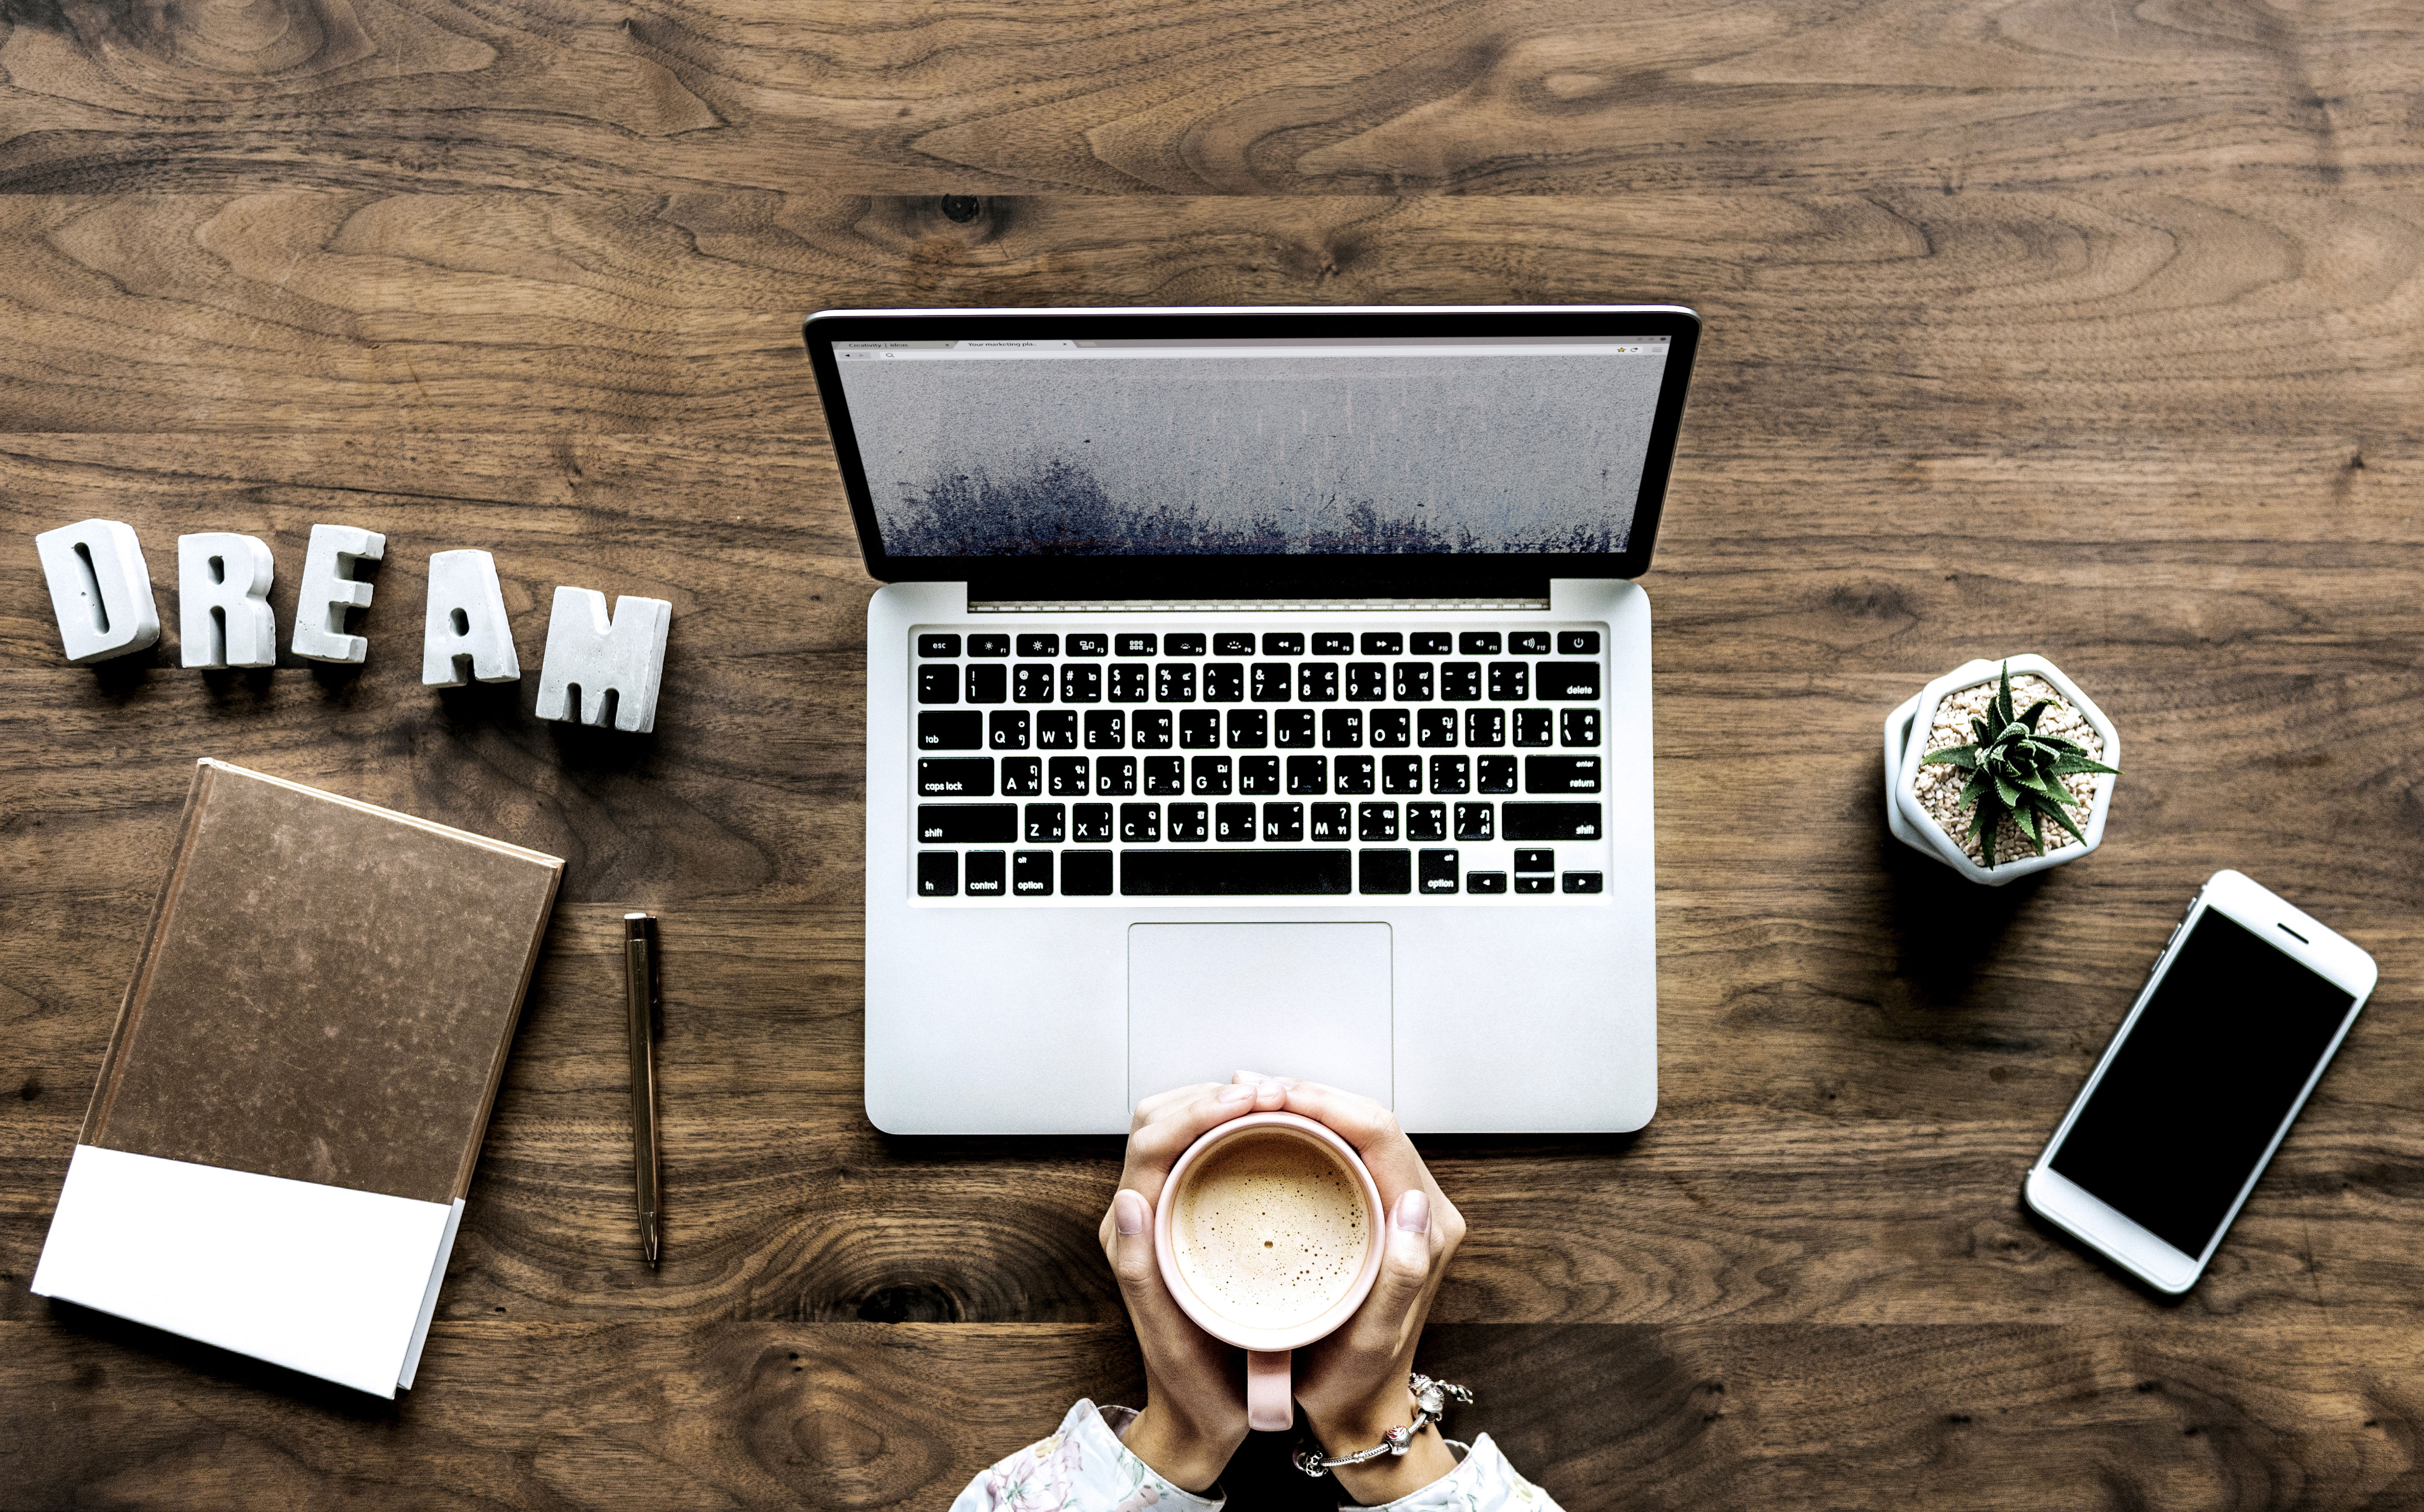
[1883, 654, 2120, 887]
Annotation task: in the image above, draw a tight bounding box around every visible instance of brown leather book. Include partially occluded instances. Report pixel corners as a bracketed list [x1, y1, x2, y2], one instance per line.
[33, 759, 564, 1396]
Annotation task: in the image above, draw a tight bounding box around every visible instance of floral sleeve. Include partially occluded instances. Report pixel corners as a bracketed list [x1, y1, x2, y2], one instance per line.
[1350, 1434, 1564, 1512]
[950, 1400, 1223, 1512]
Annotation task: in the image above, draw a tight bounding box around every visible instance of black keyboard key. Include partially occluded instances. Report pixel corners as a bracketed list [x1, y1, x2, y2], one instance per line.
[1061, 664, 1102, 704]
[1419, 848, 1461, 894]
[1478, 755, 1518, 793]
[1559, 630, 1600, 654]
[1238, 755, 1281, 795]
[1406, 802, 1447, 842]
[1538, 662, 1600, 700]
[918, 665, 959, 704]
[1323, 709, 1363, 748]
[1298, 663, 1339, 702]
[1487, 662, 1528, 701]
[1393, 663, 1434, 701]
[1274, 709, 1316, 747]
[1345, 662, 1388, 702]
[1416, 709, 1457, 748]
[1164, 633, 1206, 657]
[1262, 802, 1304, 842]
[1459, 632, 1501, 655]
[1309, 802, 1351, 841]
[1429, 755, 1470, 794]
[1509, 631, 1551, 655]
[1439, 662, 1481, 701]
[1133, 710, 1173, 749]
[1467, 871, 1508, 894]
[966, 664, 1007, 704]
[1226, 709, 1268, 749]
[1412, 632, 1454, 655]
[1286, 755, 1328, 795]
[965, 851, 1006, 895]
[1122, 850, 1352, 896]
[1262, 632, 1304, 655]
[1036, 710, 1078, 749]
[1063, 850, 1113, 896]
[1251, 663, 1293, 702]
[1561, 709, 1601, 747]
[1358, 848, 1411, 894]
[1067, 633, 1108, 657]
[1023, 804, 1065, 843]
[1156, 663, 1197, 703]
[1143, 756, 1185, 795]
[1072, 804, 1113, 842]
[1192, 756, 1233, 795]
[1017, 634, 1059, 657]
[1214, 632, 1256, 656]
[920, 711, 982, 750]
[1180, 710, 1222, 748]
[1120, 802, 1161, 843]
[1358, 801, 1399, 841]
[1514, 708, 1554, 747]
[1048, 756, 1089, 795]
[1000, 757, 1041, 796]
[969, 634, 1011, 657]
[1013, 664, 1055, 703]
[1465, 708, 1504, 748]
[1312, 633, 1355, 655]
[1503, 804, 1603, 841]
[1214, 802, 1256, 841]
[918, 804, 1016, 844]
[917, 851, 958, 896]
[1563, 871, 1604, 894]
[1117, 633, 1158, 656]
[918, 758, 992, 797]
[1095, 756, 1137, 796]
[1525, 756, 1602, 793]
[1516, 875, 1556, 894]
[1013, 851, 1054, 896]
[1205, 663, 1245, 702]
[1334, 754, 1375, 794]
[1083, 710, 1125, 749]
[1369, 709, 1412, 747]
[918, 633, 962, 658]
[1361, 632, 1403, 655]
[1515, 848, 1554, 873]
[1109, 663, 1151, 702]
[1454, 802, 1495, 841]
[1168, 803, 1209, 841]
[1382, 755, 1423, 793]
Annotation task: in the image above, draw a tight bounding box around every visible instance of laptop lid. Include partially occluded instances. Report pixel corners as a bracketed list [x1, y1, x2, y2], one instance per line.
[803, 305, 1700, 599]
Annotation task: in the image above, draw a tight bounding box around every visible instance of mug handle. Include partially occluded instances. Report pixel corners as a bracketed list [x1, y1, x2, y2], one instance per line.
[1246, 1349, 1293, 1431]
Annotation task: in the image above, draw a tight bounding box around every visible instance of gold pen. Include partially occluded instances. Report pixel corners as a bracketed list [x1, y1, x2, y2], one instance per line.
[624, 912, 662, 1268]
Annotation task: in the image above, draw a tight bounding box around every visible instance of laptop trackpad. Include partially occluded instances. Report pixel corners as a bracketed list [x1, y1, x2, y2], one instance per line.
[1128, 923, 1392, 1107]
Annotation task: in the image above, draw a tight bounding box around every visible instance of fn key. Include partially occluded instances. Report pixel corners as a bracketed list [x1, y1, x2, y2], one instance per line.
[917, 852, 957, 896]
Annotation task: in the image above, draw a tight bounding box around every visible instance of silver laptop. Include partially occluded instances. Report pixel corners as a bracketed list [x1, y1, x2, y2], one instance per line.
[805, 305, 1700, 1134]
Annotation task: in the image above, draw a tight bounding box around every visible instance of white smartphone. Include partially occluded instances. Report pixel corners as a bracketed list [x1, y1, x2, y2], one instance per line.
[2024, 869, 2378, 1293]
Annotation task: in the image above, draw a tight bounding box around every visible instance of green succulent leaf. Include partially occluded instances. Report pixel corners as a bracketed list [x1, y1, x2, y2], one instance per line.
[1923, 745, 1980, 767]
[1994, 773, 2022, 807]
[2021, 699, 2051, 730]
[2041, 797, 2090, 847]
[2050, 754, 2121, 777]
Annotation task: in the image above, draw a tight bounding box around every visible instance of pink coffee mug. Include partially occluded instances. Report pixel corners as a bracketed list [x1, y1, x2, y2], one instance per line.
[1153, 1110, 1387, 1432]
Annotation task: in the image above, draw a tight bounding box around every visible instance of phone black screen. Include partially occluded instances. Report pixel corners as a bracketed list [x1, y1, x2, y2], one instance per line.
[2049, 909, 2356, 1258]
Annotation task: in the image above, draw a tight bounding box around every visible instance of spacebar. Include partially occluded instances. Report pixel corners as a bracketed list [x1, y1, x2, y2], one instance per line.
[1121, 850, 1354, 896]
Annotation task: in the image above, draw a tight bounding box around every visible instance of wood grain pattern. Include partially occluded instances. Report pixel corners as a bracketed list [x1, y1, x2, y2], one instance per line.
[5, 0, 2424, 1503]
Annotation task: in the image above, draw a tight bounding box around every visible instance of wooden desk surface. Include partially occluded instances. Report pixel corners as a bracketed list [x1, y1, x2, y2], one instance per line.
[3, 2, 2420, 1505]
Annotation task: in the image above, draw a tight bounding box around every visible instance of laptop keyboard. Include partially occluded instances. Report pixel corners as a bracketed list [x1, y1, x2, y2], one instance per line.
[909, 625, 1612, 900]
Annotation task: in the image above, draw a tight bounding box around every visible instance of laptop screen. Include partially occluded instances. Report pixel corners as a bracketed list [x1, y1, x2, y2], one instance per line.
[806, 307, 1699, 593]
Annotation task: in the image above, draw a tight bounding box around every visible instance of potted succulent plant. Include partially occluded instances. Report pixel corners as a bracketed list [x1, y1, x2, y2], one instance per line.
[1885, 656, 2120, 885]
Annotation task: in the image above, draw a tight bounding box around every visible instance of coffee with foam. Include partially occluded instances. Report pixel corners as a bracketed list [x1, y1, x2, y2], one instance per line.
[1170, 1129, 1372, 1332]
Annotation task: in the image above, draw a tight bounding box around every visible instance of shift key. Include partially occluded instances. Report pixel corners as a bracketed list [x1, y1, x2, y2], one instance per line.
[918, 758, 994, 797]
[1502, 803, 1603, 841]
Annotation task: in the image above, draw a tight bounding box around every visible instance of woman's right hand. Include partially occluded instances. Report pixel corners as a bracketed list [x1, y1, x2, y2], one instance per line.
[1098, 1076, 1292, 1491]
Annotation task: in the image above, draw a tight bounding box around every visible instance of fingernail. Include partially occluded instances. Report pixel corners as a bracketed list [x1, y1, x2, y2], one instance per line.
[1219, 1083, 1255, 1104]
[1114, 1190, 1147, 1236]
[1395, 1189, 1431, 1233]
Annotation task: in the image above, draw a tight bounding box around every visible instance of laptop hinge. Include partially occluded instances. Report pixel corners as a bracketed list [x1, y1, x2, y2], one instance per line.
[966, 596, 1552, 613]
